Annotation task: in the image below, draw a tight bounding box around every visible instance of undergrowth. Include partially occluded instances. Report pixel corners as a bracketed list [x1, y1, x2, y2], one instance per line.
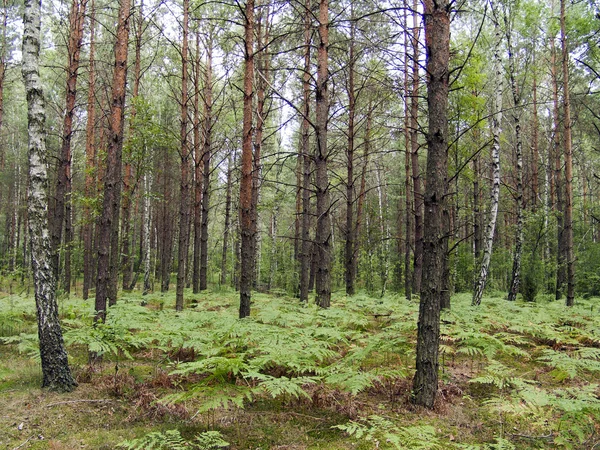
[1, 289, 599, 449]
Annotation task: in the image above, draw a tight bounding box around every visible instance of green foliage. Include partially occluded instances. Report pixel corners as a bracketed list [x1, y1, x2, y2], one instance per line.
[335, 415, 442, 449]
[118, 429, 229, 450]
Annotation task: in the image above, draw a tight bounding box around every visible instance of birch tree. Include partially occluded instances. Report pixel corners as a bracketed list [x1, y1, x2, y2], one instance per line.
[22, 0, 76, 392]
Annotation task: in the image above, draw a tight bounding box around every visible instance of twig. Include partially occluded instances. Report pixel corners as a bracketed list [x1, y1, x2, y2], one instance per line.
[12, 435, 33, 450]
[511, 432, 554, 441]
[45, 399, 112, 408]
[286, 411, 327, 421]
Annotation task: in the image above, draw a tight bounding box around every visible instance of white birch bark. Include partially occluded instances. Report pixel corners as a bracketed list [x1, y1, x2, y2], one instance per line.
[472, 6, 503, 306]
[22, 0, 76, 391]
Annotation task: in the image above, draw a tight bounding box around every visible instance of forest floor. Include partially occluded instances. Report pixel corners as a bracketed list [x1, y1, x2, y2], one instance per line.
[0, 285, 599, 449]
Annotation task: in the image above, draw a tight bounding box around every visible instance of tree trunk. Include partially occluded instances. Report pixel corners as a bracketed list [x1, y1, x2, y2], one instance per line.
[506, 18, 524, 302]
[95, 0, 131, 320]
[531, 54, 539, 210]
[239, 0, 255, 318]
[221, 150, 233, 285]
[560, 0, 575, 306]
[345, 11, 356, 297]
[411, 0, 450, 409]
[472, 12, 502, 307]
[192, 30, 203, 293]
[410, 0, 423, 296]
[82, 0, 96, 300]
[199, 36, 213, 291]
[121, 0, 144, 291]
[550, 37, 566, 300]
[52, 0, 85, 290]
[143, 174, 151, 294]
[176, 0, 190, 311]
[403, 3, 412, 300]
[299, 0, 312, 303]
[22, 0, 77, 392]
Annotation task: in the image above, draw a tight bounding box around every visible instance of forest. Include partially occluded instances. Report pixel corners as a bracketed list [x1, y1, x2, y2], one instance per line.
[1, 0, 600, 448]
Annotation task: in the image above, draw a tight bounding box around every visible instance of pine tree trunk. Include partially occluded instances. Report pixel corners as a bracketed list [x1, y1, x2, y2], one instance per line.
[95, 0, 131, 319]
[550, 37, 566, 300]
[412, 0, 450, 409]
[561, 0, 575, 306]
[410, 0, 423, 296]
[299, 0, 312, 303]
[531, 56, 539, 210]
[22, 0, 76, 391]
[472, 12, 502, 307]
[192, 31, 203, 294]
[239, 0, 255, 318]
[82, 0, 96, 300]
[199, 37, 213, 291]
[142, 174, 151, 294]
[403, 3, 412, 300]
[52, 0, 85, 289]
[121, 0, 144, 292]
[345, 11, 356, 297]
[221, 150, 233, 285]
[176, 0, 190, 311]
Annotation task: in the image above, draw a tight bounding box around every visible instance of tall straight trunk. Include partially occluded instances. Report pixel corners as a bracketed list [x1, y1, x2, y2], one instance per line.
[199, 37, 213, 291]
[561, 0, 575, 306]
[142, 174, 151, 294]
[176, 0, 190, 311]
[473, 152, 482, 260]
[531, 56, 539, 210]
[412, 0, 450, 409]
[354, 105, 372, 280]
[506, 21, 524, 302]
[403, 4, 412, 300]
[550, 37, 566, 300]
[192, 31, 203, 293]
[239, 0, 255, 318]
[410, 0, 423, 295]
[95, 0, 131, 320]
[82, 0, 96, 300]
[299, 0, 312, 303]
[344, 9, 356, 297]
[472, 13, 502, 307]
[121, 0, 144, 291]
[52, 0, 86, 288]
[314, 0, 331, 308]
[221, 150, 233, 285]
[22, 0, 76, 392]
[160, 164, 173, 292]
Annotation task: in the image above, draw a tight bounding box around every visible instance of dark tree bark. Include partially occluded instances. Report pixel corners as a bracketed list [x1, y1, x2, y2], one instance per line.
[299, 0, 312, 303]
[560, 0, 575, 306]
[82, 0, 96, 300]
[176, 0, 191, 311]
[52, 0, 86, 292]
[121, 0, 144, 291]
[95, 0, 131, 320]
[239, 0, 255, 318]
[412, 0, 450, 409]
[403, 3, 412, 300]
[314, 0, 331, 308]
[192, 30, 203, 294]
[22, 0, 77, 392]
[221, 150, 234, 285]
[410, 0, 423, 296]
[199, 35, 213, 292]
[345, 11, 356, 297]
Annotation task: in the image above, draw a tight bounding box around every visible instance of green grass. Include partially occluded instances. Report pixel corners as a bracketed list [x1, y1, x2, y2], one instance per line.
[1, 286, 599, 449]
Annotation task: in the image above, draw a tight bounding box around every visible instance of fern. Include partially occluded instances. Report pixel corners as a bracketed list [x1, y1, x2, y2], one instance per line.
[335, 415, 442, 449]
[118, 429, 229, 450]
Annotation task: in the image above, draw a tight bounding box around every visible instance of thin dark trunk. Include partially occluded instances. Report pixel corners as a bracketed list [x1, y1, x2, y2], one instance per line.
[410, 0, 423, 296]
[82, 0, 96, 300]
[221, 150, 233, 285]
[199, 37, 213, 291]
[561, 0, 574, 306]
[239, 0, 255, 318]
[345, 10, 356, 297]
[299, 0, 312, 303]
[403, 3, 412, 300]
[192, 30, 202, 293]
[176, 0, 190, 311]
